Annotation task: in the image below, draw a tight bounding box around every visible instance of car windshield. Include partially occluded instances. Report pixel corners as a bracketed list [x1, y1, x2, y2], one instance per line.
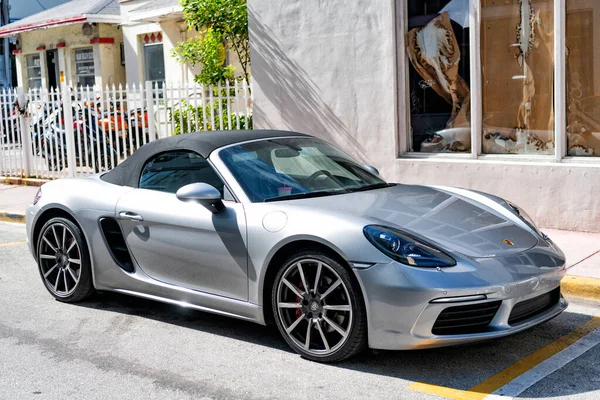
[218, 137, 392, 202]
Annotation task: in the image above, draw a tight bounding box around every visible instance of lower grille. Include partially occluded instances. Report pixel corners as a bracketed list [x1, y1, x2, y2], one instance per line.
[508, 287, 560, 326]
[432, 301, 502, 335]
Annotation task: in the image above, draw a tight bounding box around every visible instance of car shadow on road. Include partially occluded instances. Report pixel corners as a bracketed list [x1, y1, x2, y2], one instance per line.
[76, 291, 292, 353]
[76, 293, 599, 398]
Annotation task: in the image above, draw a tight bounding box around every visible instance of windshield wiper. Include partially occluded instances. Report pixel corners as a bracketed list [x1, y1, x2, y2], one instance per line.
[264, 190, 347, 202]
[346, 182, 397, 193]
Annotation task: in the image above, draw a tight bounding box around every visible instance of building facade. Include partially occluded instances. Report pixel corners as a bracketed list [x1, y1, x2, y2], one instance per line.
[0, 0, 124, 90]
[119, 0, 246, 86]
[248, 0, 600, 233]
[119, 0, 200, 86]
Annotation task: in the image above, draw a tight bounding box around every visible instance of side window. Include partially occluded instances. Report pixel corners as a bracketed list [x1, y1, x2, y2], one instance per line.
[139, 151, 226, 197]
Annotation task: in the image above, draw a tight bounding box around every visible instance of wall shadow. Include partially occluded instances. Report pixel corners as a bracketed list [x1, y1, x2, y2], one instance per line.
[248, 8, 370, 163]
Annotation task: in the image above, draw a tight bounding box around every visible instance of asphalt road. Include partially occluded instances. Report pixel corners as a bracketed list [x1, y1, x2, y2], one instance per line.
[1, 221, 599, 400]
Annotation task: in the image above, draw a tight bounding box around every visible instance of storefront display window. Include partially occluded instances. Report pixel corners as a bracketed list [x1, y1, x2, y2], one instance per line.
[566, 0, 600, 157]
[481, 0, 554, 155]
[26, 54, 42, 89]
[406, 0, 471, 153]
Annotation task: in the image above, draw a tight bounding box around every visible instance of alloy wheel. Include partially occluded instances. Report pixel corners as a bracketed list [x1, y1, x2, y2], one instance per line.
[38, 222, 82, 297]
[276, 258, 353, 356]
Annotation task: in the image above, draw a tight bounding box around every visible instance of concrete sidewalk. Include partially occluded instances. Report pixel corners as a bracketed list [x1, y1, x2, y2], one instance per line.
[544, 229, 600, 280]
[0, 183, 38, 214]
[0, 183, 598, 299]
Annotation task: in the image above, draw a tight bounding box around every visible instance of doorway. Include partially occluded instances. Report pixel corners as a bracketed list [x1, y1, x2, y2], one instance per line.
[46, 49, 60, 89]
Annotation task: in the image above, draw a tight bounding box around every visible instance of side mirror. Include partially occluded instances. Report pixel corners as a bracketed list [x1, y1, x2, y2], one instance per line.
[176, 183, 225, 213]
[364, 165, 379, 176]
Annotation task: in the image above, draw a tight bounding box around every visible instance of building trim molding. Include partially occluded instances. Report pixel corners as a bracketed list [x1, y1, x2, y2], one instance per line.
[90, 37, 115, 45]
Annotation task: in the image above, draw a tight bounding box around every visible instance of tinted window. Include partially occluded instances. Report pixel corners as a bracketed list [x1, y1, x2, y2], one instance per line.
[139, 151, 225, 196]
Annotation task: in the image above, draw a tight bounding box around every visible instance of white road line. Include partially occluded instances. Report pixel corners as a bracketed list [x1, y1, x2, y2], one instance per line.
[483, 327, 600, 400]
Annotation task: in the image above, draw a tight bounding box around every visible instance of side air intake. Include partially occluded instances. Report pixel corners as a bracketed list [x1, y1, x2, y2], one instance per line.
[432, 301, 502, 335]
[99, 217, 134, 273]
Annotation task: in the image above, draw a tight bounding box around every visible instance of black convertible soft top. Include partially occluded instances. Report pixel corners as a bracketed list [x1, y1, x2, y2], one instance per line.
[100, 129, 310, 188]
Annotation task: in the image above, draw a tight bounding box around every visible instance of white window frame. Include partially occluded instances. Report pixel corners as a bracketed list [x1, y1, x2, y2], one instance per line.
[74, 47, 96, 87]
[142, 42, 165, 85]
[25, 53, 42, 89]
[395, 0, 593, 163]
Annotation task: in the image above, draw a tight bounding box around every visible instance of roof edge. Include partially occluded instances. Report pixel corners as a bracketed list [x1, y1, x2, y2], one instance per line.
[129, 6, 183, 22]
[0, 15, 87, 37]
[0, 15, 124, 38]
[86, 15, 124, 24]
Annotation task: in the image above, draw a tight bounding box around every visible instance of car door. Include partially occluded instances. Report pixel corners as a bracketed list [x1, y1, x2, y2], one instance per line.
[115, 150, 249, 301]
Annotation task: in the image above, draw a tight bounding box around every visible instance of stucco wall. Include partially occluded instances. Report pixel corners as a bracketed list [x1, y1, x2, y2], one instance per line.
[120, 0, 248, 85]
[121, 19, 200, 85]
[17, 23, 125, 89]
[248, 0, 600, 233]
[99, 24, 126, 87]
[248, 0, 396, 164]
[19, 24, 98, 54]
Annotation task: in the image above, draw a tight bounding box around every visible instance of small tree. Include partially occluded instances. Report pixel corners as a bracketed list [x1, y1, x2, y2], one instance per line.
[173, 0, 250, 87]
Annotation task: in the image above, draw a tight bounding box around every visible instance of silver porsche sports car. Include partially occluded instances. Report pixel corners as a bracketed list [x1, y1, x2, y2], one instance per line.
[26, 130, 567, 362]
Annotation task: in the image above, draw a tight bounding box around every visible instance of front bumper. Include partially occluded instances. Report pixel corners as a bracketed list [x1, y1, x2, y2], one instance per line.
[353, 247, 567, 350]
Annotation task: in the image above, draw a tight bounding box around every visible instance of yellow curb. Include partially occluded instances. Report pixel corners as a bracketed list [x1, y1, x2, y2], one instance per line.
[0, 241, 27, 248]
[1, 176, 48, 187]
[410, 317, 600, 400]
[562, 275, 600, 302]
[0, 212, 26, 224]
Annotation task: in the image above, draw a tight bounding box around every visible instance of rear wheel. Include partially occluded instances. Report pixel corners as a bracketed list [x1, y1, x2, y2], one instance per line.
[271, 250, 367, 362]
[36, 217, 93, 302]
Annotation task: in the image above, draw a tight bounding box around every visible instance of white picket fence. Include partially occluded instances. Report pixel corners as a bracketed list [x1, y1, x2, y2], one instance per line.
[0, 80, 252, 179]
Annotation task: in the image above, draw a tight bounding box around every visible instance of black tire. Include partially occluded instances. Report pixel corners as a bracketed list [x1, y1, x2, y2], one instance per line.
[271, 249, 367, 362]
[45, 153, 64, 171]
[94, 150, 113, 173]
[36, 217, 94, 303]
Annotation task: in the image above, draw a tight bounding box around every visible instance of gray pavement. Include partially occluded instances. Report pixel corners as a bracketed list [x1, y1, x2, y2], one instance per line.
[520, 345, 600, 400]
[1, 221, 600, 400]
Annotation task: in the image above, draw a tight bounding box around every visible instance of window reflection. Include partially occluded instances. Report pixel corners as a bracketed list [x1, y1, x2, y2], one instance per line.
[481, 0, 555, 155]
[406, 0, 471, 153]
[566, 0, 600, 157]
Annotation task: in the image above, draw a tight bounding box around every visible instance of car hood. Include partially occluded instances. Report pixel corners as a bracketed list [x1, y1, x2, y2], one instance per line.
[290, 184, 539, 258]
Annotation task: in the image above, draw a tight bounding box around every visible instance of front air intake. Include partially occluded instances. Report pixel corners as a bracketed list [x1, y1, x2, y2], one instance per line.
[99, 217, 134, 273]
[432, 301, 502, 335]
[508, 287, 560, 326]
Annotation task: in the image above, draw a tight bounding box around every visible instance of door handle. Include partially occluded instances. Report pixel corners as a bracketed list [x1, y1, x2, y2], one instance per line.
[118, 211, 144, 222]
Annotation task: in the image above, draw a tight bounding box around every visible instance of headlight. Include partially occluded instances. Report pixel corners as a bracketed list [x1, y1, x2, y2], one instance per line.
[507, 202, 543, 237]
[363, 225, 456, 268]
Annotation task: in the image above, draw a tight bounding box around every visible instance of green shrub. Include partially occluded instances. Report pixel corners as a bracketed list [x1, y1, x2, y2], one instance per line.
[169, 94, 252, 135]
